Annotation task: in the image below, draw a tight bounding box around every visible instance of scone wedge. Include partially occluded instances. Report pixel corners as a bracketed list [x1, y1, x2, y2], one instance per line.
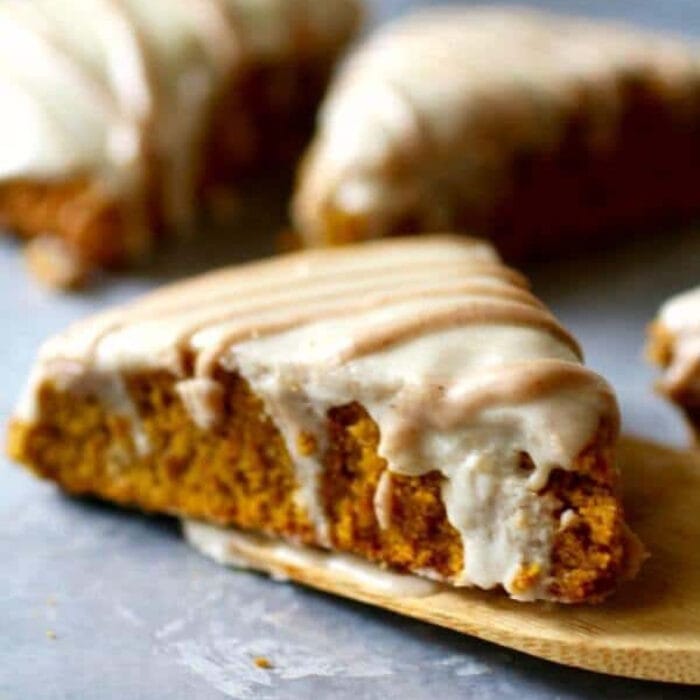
[8, 235, 642, 602]
[0, 0, 361, 287]
[293, 7, 700, 258]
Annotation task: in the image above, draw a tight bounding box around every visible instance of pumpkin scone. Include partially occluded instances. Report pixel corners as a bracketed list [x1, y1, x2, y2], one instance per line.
[293, 6, 700, 258]
[8, 235, 643, 602]
[649, 287, 700, 440]
[0, 0, 361, 287]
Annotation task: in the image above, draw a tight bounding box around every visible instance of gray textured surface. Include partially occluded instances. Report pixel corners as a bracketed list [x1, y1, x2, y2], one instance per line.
[2, 1, 700, 697]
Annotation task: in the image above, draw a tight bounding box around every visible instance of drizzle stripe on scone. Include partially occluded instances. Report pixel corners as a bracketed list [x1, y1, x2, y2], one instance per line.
[9, 235, 643, 602]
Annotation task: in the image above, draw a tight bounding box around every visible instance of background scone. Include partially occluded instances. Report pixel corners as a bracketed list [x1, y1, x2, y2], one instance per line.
[293, 6, 700, 258]
[0, 0, 361, 287]
[8, 235, 642, 603]
[649, 288, 700, 440]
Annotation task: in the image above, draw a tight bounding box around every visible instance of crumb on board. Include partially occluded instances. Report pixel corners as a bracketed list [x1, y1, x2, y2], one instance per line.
[253, 656, 272, 669]
[46, 630, 57, 640]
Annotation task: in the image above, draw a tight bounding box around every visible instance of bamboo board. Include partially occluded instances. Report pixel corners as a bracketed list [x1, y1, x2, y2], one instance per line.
[186, 437, 700, 684]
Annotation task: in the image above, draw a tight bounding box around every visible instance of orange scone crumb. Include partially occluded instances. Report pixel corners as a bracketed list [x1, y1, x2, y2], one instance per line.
[323, 402, 463, 578]
[10, 371, 313, 541]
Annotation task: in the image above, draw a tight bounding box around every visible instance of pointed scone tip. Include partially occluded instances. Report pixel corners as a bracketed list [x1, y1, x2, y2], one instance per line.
[8, 235, 642, 602]
[293, 6, 700, 257]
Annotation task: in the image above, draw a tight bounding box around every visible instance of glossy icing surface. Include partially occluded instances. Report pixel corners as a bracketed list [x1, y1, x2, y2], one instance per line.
[17, 235, 619, 599]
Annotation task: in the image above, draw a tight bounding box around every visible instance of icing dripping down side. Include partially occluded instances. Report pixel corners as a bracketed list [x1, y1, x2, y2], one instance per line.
[17, 236, 621, 600]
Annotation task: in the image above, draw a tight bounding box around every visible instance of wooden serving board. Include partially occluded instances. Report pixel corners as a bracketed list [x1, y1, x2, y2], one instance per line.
[191, 437, 700, 684]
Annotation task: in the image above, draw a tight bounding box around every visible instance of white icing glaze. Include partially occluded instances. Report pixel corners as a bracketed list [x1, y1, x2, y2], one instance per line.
[657, 287, 700, 392]
[183, 519, 440, 598]
[559, 509, 577, 531]
[659, 287, 700, 333]
[293, 6, 700, 244]
[17, 236, 620, 600]
[441, 450, 554, 594]
[175, 378, 224, 430]
[373, 470, 392, 531]
[0, 0, 360, 231]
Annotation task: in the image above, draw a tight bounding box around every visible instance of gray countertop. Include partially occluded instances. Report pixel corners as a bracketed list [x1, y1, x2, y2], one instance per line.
[3, 1, 700, 698]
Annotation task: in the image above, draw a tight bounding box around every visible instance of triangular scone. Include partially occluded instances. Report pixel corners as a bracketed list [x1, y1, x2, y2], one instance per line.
[649, 288, 700, 439]
[0, 0, 361, 287]
[293, 7, 700, 257]
[8, 235, 642, 602]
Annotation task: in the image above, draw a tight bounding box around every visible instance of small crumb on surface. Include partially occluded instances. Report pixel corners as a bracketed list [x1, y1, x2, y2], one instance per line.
[46, 630, 57, 640]
[253, 656, 272, 669]
[46, 596, 57, 606]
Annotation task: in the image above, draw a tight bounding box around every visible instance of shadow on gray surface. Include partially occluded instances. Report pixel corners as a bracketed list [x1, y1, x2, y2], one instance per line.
[527, 224, 700, 313]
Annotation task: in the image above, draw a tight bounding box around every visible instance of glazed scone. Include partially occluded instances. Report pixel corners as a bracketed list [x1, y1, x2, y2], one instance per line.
[7, 235, 642, 603]
[0, 0, 361, 287]
[649, 288, 700, 440]
[293, 6, 700, 258]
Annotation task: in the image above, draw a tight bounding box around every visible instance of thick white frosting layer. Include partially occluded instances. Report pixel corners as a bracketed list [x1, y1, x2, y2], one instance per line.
[17, 236, 619, 600]
[293, 6, 700, 243]
[0, 0, 360, 231]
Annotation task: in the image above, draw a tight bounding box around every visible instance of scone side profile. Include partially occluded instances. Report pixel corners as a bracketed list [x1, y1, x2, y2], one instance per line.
[7, 387, 638, 604]
[7, 236, 643, 603]
[292, 6, 700, 257]
[648, 288, 700, 440]
[0, 0, 362, 287]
